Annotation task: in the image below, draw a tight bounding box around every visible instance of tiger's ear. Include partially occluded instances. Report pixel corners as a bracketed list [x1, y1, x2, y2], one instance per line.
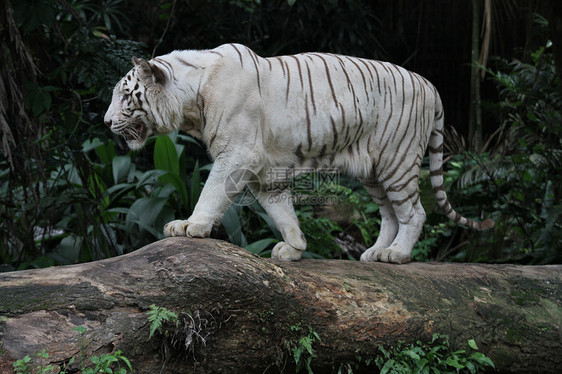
[132, 56, 166, 86]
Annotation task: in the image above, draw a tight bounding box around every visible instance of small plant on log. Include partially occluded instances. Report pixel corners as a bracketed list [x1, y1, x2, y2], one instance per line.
[285, 324, 321, 374]
[374, 334, 495, 374]
[83, 351, 132, 374]
[12, 328, 133, 374]
[146, 304, 226, 370]
[13, 349, 57, 374]
[147, 304, 179, 338]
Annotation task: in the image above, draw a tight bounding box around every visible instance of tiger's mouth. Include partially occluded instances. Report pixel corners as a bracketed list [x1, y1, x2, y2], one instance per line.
[118, 120, 149, 149]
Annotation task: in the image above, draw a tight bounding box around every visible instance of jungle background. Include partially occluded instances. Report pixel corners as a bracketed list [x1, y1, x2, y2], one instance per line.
[1, 0, 561, 272]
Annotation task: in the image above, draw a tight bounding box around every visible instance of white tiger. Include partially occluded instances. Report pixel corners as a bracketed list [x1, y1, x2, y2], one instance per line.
[104, 43, 494, 264]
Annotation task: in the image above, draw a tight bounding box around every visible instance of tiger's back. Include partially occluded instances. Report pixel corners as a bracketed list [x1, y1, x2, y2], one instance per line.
[215, 45, 439, 179]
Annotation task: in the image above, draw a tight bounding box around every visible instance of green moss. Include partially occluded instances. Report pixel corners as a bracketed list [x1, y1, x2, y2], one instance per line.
[510, 289, 540, 306]
[506, 328, 518, 343]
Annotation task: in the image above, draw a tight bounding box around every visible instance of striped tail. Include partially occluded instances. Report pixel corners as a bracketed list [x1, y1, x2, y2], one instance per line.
[428, 103, 494, 231]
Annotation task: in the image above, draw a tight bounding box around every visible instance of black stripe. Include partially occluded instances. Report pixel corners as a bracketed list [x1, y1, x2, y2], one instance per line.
[428, 144, 443, 153]
[246, 47, 262, 95]
[305, 95, 312, 151]
[330, 116, 338, 150]
[153, 58, 174, 80]
[312, 53, 338, 106]
[318, 144, 327, 159]
[176, 57, 202, 69]
[230, 44, 244, 67]
[390, 190, 418, 207]
[369, 61, 382, 94]
[386, 174, 419, 192]
[304, 59, 316, 115]
[375, 89, 394, 170]
[381, 69, 420, 183]
[346, 57, 368, 95]
[285, 60, 291, 104]
[295, 144, 305, 164]
[276, 57, 286, 77]
[288, 55, 304, 89]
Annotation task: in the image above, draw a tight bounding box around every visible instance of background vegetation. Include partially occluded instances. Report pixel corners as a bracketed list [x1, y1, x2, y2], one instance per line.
[1, 0, 561, 271]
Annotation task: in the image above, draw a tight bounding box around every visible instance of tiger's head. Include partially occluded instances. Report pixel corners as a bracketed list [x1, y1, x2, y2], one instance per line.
[104, 57, 173, 150]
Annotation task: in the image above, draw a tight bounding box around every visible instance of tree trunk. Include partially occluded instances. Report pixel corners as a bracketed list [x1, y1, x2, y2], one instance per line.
[469, 0, 483, 150]
[1, 237, 560, 373]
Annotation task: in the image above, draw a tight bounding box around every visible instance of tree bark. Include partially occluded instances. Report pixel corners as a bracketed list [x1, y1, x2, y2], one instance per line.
[0, 237, 560, 373]
[469, 0, 483, 150]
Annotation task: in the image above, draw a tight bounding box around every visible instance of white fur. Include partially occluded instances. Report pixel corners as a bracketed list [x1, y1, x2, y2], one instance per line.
[105, 44, 492, 264]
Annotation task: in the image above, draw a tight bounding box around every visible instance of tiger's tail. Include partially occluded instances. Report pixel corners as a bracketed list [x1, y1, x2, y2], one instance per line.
[427, 99, 494, 231]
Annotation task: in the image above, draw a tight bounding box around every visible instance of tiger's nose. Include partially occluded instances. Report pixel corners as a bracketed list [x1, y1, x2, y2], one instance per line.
[104, 119, 112, 127]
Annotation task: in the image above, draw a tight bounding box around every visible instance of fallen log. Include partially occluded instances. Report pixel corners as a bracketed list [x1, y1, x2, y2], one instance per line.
[0, 237, 560, 373]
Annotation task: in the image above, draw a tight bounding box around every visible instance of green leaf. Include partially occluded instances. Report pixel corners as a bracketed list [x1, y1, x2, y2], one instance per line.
[82, 138, 106, 152]
[147, 305, 178, 338]
[380, 359, 395, 374]
[177, 133, 200, 146]
[119, 355, 133, 371]
[199, 162, 214, 172]
[470, 352, 495, 368]
[190, 161, 201, 212]
[72, 326, 87, 334]
[34, 90, 51, 116]
[444, 357, 465, 369]
[256, 210, 283, 240]
[94, 141, 116, 165]
[466, 361, 477, 374]
[112, 156, 131, 184]
[136, 169, 167, 188]
[87, 172, 110, 210]
[55, 235, 82, 264]
[222, 205, 246, 247]
[467, 339, 478, 350]
[37, 349, 49, 359]
[403, 349, 421, 360]
[159, 172, 189, 208]
[522, 170, 533, 183]
[126, 197, 168, 228]
[154, 135, 179, 176]
[245, 238, 277, 255]
[292, 346, 303, 365]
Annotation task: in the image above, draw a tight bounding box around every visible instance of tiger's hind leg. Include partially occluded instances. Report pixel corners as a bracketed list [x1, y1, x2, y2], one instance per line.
[360, 184, 399, 259]
[361, 181, 426, 264]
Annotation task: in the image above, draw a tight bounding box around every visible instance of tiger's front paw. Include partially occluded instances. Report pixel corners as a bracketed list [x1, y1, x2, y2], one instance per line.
[163, 220, 212, 238]
[271, 242, 304, 261]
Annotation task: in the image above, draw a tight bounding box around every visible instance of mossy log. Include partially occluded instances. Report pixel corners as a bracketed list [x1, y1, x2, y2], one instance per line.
[0, 237, 561, 373]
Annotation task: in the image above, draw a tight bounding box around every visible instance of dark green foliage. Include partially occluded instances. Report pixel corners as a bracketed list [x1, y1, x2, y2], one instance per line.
[374, 334, 495, 374]
[1, 0, 170, 269]
[442, 41, 562, 264]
